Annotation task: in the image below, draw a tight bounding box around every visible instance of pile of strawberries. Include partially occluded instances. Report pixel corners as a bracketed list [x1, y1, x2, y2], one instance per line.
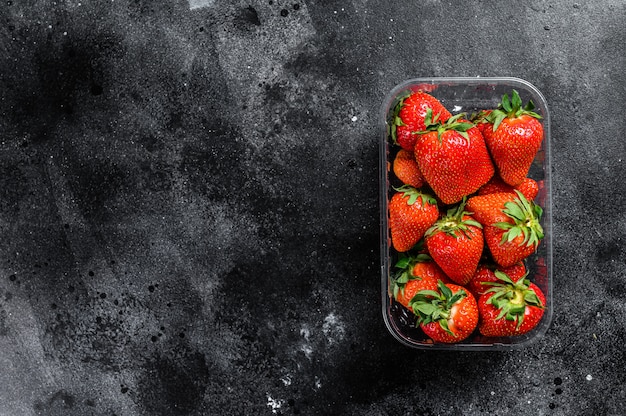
[387, 89, 547, 344]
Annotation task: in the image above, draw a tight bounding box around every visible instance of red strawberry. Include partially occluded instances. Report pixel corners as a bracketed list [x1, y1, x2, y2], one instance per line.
[467, 262, 526, 298]
[473, 109, 493, 140]
[411, 257, 452, 285]
[391, 91, 452, 151]
[484, 90, 544, 186]
[478, 271, 546, 337]
[516, 178, 540, 201]
[390, 252, 442, 309]
[425, 200, 484, 285]
[467, 191, 544, 267]
[392, 149, 425, 188]
[478, 176, 539, 201]
[410, 281, 478, 343]
[414, 111, 494, 204]
[389, 186, 439, 252]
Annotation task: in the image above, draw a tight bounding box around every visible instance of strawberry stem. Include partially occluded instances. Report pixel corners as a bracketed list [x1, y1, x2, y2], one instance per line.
[426, 197, 482, 239]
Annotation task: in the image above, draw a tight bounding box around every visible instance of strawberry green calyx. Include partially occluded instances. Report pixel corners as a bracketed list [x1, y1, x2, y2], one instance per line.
[494, 190, 544, 247]
[488, 89, 542, 132]
[393, 185, 438, 207]
[425, 197, 482, 239]
[394, 249, 432, 270]
[410, 280, 466, 336]
[482, 271, 544, 330]
[416, 109, 474, 141]
[391, 251, 433, 299]
[390, 93, 410, 145]
[470, 109, 491, 124]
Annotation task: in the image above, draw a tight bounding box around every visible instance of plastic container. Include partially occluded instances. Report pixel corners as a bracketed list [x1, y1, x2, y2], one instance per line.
[379, 77, 552, 350]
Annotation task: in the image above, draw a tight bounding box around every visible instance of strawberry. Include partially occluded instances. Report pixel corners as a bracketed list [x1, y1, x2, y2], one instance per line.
[424, 199, 484, 285]
[390, 252, 444, 309]
[478, 176, 539, 201]
[467, 191, 544, 267]
[410, 281, 478, 343]
[467, 262, 526, 298]
[411, 256, 451, 285]
[472, 109, 493, 141]
[389, 186, 439, 252]
[391, 91, 452, 151]
[483, 90, 544, 186]
[414, 111, 494, 204]
[392, 149, 425, 188]
[478, 271, 546, 337]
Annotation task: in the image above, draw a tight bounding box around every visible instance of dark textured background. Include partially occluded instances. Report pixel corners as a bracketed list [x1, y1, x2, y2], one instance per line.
[1, 0, 625, 415]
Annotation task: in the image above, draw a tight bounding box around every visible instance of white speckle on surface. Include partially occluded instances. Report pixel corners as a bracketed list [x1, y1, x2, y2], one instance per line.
[351, 115, 358, 122]
[189, 0, 214, 10]
[322, 313, 345, 344]
[586, 374, 593, 381]
[280, 374, 292, 386]
[300, 325, 310, 341]
[300, 344, 313, 359]
[453, 105, 463, 112]
[267, 395, 284, 413]
[315, 376, 322, 389]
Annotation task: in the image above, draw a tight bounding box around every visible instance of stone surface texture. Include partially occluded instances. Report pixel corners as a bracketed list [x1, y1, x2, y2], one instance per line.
[0, 0, 625, 415]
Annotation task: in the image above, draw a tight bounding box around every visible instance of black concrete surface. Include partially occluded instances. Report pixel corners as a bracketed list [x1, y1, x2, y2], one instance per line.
[1, 0, 625, 415]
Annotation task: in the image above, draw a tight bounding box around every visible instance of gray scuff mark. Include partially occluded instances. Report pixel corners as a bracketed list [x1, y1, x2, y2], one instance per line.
[189, 0, 215, 10]
[0, 285, 56, 416]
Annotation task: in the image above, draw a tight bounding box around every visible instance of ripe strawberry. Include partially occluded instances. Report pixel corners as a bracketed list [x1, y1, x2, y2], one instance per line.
[478, 271, 546, 337]
[467, 262, 526, 298]
[467, 191, 544, 267]
[478, 176, 539, 201]
[389, 186, 439, 252]
[483, 90, 544, 186]
[392, 149, 425, 188]
[425, 200, 484, 285]
[410, 281, 478, 343]
[472, 109, 493, 140]
[414, 111, 494, 204]
[391, 91, 452, 151]
[411, 257, 452, 285]
[390, 252, 444, 309]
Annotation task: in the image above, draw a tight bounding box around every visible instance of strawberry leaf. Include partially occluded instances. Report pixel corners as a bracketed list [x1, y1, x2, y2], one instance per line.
[393, 185, 438, 207]
[484, 271, 544, 329]
[488, 90, 543, 131]
[394, 254, 411, 269]
[501, 93, 512, 113]
[409, 281, 466, 336]
[495, 191, 544, 248]
[491, 111, 507, 132]
[390, 92, 417, 145]
[511, 89, 523, 110]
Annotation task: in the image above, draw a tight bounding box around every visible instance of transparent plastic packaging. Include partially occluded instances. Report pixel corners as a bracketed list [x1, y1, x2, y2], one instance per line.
[379, 77, 552, 350]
